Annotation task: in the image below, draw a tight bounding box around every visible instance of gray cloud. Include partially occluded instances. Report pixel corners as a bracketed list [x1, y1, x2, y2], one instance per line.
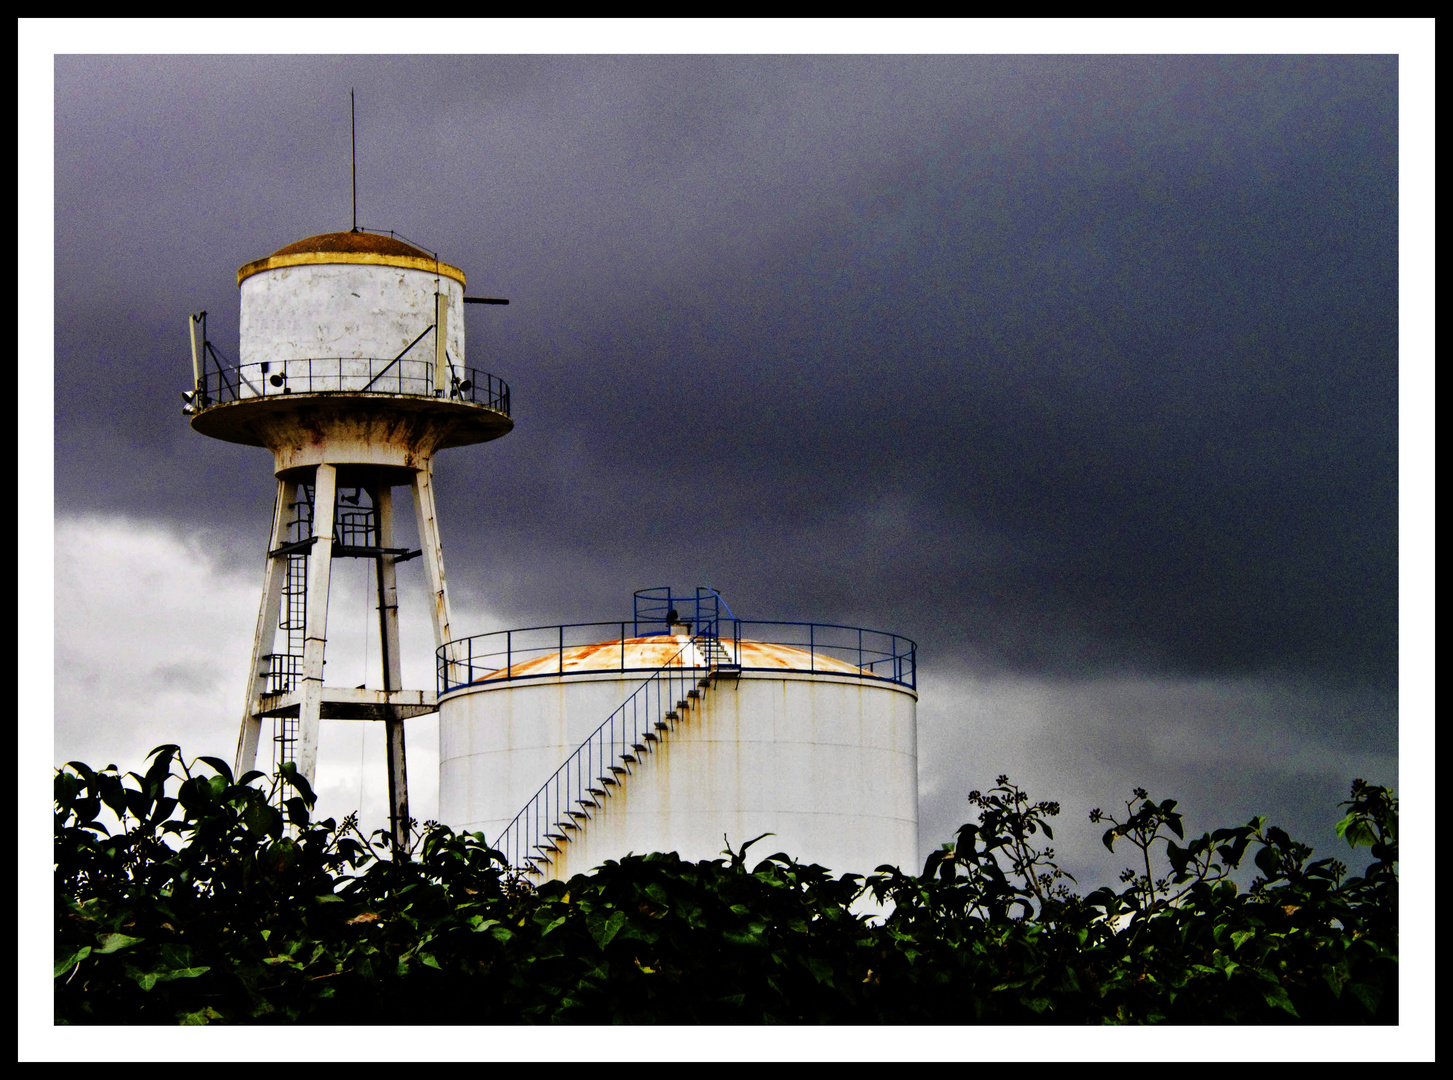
[52, 51, 1399, 884]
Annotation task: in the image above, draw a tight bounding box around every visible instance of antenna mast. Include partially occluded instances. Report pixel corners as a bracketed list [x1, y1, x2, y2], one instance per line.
[351, 89, 358, 232]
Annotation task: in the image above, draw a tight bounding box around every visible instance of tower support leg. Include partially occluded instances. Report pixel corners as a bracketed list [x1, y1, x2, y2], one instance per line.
[412, 459, 454, 652]
[296, 463, 337, 789]
[374, 483, 410, 849]
[235, 477, 297, 780]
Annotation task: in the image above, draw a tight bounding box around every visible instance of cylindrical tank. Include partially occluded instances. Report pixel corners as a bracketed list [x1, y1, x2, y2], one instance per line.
[437, 632, 919, 878]
[190, 231, 510, 472]
[238, 231, 466, 371]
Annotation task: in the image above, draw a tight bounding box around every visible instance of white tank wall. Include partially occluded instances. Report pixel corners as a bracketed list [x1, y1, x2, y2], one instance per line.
[240, 263, 465, 371]
[438, 671, 918, 878]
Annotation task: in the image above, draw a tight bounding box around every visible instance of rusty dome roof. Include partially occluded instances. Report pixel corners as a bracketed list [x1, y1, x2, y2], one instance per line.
[269, 230, 434, 259]
[471, 634, 872, 684]
[237, 229, 466, 287]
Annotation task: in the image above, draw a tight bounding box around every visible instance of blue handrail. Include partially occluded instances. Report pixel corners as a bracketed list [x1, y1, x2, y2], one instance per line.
[491, 637, 706, 874]
[438, 616, 915, 694]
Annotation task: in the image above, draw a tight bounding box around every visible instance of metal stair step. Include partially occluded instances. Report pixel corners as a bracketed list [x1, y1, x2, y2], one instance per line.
[643, 732, 659, 742]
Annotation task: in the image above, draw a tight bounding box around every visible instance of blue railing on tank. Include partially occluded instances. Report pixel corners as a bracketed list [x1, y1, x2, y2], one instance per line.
[437, 616, 916, 693]
[632, 586, 736, 638]
[192, 357, 509, 414]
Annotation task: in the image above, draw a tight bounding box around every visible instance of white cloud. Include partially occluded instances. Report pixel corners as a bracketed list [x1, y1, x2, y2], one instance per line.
[52, 512, 504, 837]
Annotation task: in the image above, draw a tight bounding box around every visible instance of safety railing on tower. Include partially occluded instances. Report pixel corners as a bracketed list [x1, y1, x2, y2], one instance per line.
[192, 357, 509, 413]
[183, 309, 511, 415]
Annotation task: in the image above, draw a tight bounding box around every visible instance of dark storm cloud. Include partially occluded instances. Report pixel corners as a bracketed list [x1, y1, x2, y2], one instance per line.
[54, 53, 1397, 784]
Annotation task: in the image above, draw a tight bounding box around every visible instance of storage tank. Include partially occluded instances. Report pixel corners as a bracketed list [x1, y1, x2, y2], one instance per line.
[437, 589, 918, 879]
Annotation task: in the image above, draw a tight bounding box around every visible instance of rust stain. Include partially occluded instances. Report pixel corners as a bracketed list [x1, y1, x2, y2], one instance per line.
[472, 635, 868, 683]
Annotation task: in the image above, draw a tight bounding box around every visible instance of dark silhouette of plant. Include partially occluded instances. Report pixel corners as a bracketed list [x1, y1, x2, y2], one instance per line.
[54, 750, 1397, 1025]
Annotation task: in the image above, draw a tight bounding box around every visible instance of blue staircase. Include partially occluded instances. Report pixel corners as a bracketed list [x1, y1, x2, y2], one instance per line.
[492, 630, 737, 877]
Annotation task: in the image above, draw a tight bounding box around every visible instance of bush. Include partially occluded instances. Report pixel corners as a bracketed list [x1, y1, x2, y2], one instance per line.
[54, 748, 1397, 1024]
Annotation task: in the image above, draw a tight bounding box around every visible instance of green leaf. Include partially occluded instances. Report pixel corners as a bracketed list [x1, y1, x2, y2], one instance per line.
[243, 800, 282, 839]
[132, 969, 163, 992]
[1229, 930, 1256, 951]
[800, 957, 833, 985]
[1348, 982, 1383, 1015]
[1261, 983, 1300, 1018]
[178, 1006, 224, 1025]
[588, 911, 628, 950]
[96, 933, 144, 954]
[196, 756, 234, 784]
[1335, 813, 1378, 849]
[54, 947, 91, 978]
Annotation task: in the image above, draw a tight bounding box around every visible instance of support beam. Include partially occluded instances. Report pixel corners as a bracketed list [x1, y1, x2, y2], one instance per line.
[412, 459, 454, 652]
[235, 477, 296, 779]
[374, 483, 410, 849]
[296, 464, 337, 788]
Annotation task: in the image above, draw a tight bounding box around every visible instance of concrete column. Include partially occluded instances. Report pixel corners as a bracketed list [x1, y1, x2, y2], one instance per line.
[235, 477, 296, 779]
[374, 483, 410, 848]
[296, 463, 337, 788]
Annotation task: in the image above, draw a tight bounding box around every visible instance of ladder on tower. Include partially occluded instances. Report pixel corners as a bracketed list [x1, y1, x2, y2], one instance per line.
[267, 484, 314, 798]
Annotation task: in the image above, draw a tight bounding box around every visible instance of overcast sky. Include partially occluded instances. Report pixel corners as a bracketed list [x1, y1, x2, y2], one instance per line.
[30, 22, 1434, 1055]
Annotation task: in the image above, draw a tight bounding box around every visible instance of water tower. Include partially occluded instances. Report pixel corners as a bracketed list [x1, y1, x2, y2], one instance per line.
[184, 228, 511, 845]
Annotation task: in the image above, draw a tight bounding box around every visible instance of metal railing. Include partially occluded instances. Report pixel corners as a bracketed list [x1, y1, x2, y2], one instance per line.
[191, 356, 510, 415]
[438, 621, 665, 694]
[491, 638, 706, 874]
[729, 620, 916, 690]
[632, 586, 736, 637]
[438, 617, 915, 694]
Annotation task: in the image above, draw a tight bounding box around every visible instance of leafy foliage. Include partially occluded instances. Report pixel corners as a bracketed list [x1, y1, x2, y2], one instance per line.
[54, 749, 1397, 1024]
